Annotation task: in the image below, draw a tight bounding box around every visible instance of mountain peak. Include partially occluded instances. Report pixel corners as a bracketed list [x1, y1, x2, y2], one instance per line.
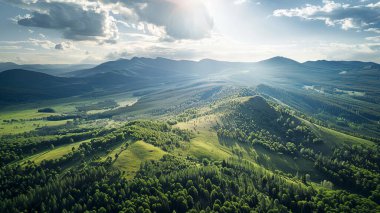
[130, 56, 147, 61]
[245, 96, 272, 111]
[199, 58, 220, 63]
[258, 56, 300, 66]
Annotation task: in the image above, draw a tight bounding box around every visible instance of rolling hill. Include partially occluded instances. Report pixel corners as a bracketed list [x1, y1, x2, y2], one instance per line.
[0, 62, 94, 76]
[0, 69, 132, 105]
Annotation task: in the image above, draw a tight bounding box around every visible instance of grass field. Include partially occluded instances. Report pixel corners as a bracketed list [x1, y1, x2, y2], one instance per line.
[0, 92, 140, 135]
[175, 115, 231, 161]
[186, 129, 231, 160]
[0, 108, 59, 120]
[18, 139, 88, 165]
[0, 119, 69, 135]
[175, 114, 326, 180]
[0, 99, 75, 135]
[299, 117, 375, 154]
[110, 140, 167, 179]
[317, 125, 375, 147]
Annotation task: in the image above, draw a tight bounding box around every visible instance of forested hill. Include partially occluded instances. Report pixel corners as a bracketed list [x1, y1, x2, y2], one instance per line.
[0, 69, 90, 104]
[0, 69, 133, 105]
[0, 69, 71, 87]
[217, 96, 319, 154]
[216, 95, 380, 206]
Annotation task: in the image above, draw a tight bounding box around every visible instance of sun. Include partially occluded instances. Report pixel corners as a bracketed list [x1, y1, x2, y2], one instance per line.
[164, 0, 214, 39]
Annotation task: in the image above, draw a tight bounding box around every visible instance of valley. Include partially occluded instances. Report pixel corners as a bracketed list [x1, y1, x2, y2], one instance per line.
[0, 57, 379, 212]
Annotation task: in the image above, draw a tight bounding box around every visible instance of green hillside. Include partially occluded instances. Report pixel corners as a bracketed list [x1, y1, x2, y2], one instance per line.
[0, 84, 379, 212]
[104, 140, 167, 179]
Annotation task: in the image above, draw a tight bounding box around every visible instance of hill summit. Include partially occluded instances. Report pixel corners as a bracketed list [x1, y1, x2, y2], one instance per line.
[218, 96, 317, 147]
[235, 96, 278, 123]
[243, 96, 275, 114]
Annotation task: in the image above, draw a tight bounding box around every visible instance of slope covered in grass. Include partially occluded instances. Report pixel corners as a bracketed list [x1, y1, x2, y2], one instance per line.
[24, 140, 87, 164]
[175, 115, 231, 161]
[110, 140, 167, 179]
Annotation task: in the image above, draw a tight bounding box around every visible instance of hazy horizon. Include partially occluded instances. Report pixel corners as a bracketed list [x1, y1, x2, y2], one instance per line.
[2, 55, 380, 66]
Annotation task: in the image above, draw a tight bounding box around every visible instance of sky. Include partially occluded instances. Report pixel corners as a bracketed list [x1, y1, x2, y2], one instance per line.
[0, 0, 379, 64]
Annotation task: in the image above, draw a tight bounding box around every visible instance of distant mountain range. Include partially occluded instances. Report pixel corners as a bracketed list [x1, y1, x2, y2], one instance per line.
[3, 56, 379, 78]
[0, 56, 379, 106]
[64, 57, 242, 78]
[65, 56, 380, 79]
[0, 62, 95, 76]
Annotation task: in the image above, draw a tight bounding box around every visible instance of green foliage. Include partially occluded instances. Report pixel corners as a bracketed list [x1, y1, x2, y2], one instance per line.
[217, 96, 318, 154]
[37, 108, 56, 113]
[123, 120, 194, 151]
[1, 156, 378, 212]
[215, 96, 380, 205]
[76, 100, 119, 112]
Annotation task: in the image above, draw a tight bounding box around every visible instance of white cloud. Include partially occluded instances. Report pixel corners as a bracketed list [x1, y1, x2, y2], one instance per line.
[7, 0, 215, 42]
[114, 0, 214, 40]
[365, 28, 380, 34]
[273, 1, 380, 32]
[0, 38, 56, 50]
[366, 36, 380, 42]
[340, 18, 356, 30]
[0, 45, 23, 50]
[366, 2, 380, 8]
[11, 0, 119, 43]
[28, 38, 55, 49]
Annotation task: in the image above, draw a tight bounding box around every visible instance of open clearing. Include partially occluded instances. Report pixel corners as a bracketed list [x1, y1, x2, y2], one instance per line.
[0, 119, 69, 135]
[175, 115, 231, 161]
[317, 125, 374, 147]
[111, 140, 167, 179]
[19, 139, 88, 165]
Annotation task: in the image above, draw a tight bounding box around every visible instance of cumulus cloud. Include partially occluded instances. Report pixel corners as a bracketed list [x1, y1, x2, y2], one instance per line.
[55, 41, 73, 50]
[273, 0, 380, 31]
[11, 0, 119, 43]
[115, 0, 214, 40]
[6, 0, 214, 42]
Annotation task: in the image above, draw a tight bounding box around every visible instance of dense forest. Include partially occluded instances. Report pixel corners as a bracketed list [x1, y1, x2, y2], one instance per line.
[1, 155, 378, 212]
